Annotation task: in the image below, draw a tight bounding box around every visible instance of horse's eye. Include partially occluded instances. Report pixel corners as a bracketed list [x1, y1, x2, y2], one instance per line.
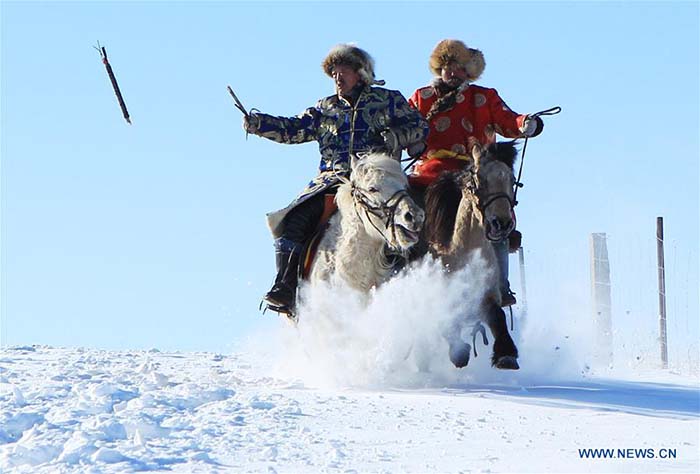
[367, 187, 379, 193]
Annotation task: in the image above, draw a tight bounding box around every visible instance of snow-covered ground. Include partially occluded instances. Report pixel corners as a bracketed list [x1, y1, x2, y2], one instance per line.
[2, 261, 698, 473]
[1, 345, 698, 473]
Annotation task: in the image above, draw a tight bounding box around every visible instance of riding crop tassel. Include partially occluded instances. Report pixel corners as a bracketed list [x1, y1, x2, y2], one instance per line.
[96, 43, 131, 124]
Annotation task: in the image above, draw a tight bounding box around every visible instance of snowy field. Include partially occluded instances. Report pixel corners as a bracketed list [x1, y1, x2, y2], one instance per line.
[2, 262, 698, 473]
[1, 345, 698, 473]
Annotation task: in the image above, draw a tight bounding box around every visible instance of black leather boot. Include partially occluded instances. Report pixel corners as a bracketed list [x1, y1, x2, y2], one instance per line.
[264, 250, 301, 311]
[492, 239, 517, 307]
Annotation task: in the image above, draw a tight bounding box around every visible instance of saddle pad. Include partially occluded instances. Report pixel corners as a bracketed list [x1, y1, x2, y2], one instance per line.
[300, 194, 338, 280]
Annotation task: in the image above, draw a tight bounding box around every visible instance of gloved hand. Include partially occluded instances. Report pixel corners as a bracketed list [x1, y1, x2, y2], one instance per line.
[519, 115, 544, 137]
[243, 113, 261, 134]
[381, 129, 399, 154]
[508, 229, 522, 253]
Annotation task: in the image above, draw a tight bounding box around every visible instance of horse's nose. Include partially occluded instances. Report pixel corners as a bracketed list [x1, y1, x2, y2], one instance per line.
[490, 217, 507, 231]
[490, 216, 514, 235]
[404, 208, 424, 227]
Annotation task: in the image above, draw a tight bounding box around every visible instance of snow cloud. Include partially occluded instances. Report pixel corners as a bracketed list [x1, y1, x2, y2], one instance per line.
[251, 255, 595, 389]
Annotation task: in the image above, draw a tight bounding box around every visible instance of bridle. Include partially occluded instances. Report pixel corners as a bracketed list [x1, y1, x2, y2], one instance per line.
[478, 191, 515, 215]
[465, 165, 516, 240]
[351, 184, 413, 250]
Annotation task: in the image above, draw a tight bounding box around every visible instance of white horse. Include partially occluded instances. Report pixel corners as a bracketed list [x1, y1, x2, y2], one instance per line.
[308, 153, 425, 292]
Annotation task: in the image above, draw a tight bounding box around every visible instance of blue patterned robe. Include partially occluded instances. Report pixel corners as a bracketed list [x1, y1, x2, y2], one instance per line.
[253, 85, 428, 237]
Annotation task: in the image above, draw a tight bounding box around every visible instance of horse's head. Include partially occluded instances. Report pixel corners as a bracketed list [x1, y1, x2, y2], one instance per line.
[347, 153, 425, 251]
[472, 142, 517, 242]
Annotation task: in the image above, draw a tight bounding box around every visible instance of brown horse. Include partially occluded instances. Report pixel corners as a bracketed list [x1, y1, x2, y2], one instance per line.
[423, 141, 520, 370]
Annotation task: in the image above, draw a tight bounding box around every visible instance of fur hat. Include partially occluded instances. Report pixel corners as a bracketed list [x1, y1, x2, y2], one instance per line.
[322, 44, 384, 85]
[429, 39, 485, 81]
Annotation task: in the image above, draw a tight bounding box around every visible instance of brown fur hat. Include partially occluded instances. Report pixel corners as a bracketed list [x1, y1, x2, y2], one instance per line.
[322, 44, 384, 85]
[429, 39, 485, 81]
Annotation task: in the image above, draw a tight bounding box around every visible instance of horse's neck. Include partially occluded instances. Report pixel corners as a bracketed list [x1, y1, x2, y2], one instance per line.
[449, 197, 492, 265]
[432, 190, 500, 300]
[336, 211, 390, 291]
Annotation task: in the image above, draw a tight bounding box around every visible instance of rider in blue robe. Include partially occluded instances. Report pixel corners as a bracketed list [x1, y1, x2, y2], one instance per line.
[244, 44, 428, 313]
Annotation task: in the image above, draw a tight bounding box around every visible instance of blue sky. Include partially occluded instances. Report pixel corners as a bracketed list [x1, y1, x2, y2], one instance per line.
[1, 1, 698, 355]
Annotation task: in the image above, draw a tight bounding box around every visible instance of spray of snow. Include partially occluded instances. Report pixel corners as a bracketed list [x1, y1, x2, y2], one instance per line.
[243, 254, 595, 389]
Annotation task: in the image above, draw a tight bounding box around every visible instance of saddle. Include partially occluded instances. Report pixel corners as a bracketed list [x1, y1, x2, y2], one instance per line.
[299, 193, 338, 280]
[263, 193, 338, 321]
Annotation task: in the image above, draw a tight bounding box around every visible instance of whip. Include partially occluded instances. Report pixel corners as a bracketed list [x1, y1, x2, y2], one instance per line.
[95, 42, 131, 124]
[226, 85, 250, 118]
[514, 106, 561, 204]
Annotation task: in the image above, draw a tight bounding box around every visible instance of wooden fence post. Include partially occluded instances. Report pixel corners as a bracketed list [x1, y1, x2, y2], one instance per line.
[518, 247, 528, 320]
[657, 217, 668, 369]
[590, 233, 613, 366]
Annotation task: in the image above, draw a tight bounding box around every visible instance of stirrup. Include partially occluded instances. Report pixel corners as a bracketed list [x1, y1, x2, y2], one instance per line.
[260, 300, 297, 322]
[501, 290, 517, 307]
[470, 322, 489, 358]
[508, 306, 514, 331]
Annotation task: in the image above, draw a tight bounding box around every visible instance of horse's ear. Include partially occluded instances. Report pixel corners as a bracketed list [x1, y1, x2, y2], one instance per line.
[471, 143, 485, 167]
[350, 154, 367, 177]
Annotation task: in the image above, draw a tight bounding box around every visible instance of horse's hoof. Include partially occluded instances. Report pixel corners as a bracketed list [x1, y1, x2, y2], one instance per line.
[448, 342, 471, 369]
[493, 355, 519, 370]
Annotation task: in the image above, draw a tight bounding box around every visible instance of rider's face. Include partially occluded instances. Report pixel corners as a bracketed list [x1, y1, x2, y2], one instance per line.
[332, 64, 361, 96]
[441, 61, 469, 86]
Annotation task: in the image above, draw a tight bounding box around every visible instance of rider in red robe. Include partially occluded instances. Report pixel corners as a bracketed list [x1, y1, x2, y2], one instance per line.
[408, 39, 545, 306]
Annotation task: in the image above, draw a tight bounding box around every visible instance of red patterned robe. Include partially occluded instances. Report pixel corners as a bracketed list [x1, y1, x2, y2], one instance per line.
[408, 83, 528, 187]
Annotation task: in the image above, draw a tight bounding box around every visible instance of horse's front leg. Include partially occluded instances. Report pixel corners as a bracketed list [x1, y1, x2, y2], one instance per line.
[483, 301, 519, 370]
[443, 319, 472, 369]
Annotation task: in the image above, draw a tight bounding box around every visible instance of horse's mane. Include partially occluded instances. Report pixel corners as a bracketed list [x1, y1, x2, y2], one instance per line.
[486, 141, 518, 170]
[425, 170, 472, 251]
[355, 153, 407, 181]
